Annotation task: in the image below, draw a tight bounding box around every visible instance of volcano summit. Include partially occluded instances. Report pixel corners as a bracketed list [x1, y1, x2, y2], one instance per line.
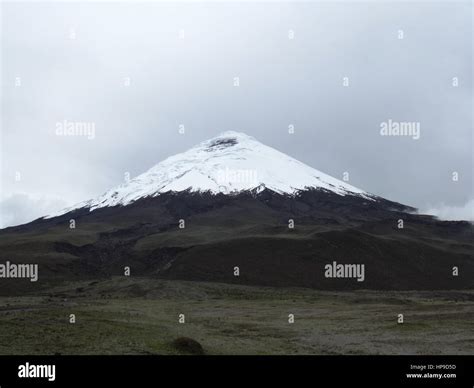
[46, 131, 374, 217]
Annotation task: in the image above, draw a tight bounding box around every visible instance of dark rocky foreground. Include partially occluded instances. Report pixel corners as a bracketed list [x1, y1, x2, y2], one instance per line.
[0, 189, 472, 294]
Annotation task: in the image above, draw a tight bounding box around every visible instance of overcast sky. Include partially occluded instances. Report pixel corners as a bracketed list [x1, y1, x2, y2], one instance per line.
[1, 1, 472, 227]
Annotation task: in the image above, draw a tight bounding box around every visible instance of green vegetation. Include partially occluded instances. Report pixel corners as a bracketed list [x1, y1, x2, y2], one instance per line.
[0, 277, 472, 355]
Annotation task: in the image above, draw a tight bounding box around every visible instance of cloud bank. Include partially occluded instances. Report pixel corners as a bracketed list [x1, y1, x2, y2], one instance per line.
[0, 193, 69, 229]
[422, 199, 474, 222]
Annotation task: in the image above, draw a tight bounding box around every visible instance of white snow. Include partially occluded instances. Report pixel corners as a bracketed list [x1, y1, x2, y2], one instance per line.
[45, 131, 374, 218]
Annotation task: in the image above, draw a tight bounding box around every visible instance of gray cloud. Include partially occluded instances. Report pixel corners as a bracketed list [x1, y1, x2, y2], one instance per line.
[0, 193, 68, 228]
[421, 199, 474, 222]
[1, 1, 472, 227]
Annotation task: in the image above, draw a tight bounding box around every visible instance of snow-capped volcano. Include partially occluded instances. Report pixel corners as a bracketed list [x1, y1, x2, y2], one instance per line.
[10, 132, 470, 292]
[47, 131, 374, 217]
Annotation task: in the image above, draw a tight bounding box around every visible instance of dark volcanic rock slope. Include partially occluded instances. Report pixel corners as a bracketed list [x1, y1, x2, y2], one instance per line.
[0, 190, 472, 292]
